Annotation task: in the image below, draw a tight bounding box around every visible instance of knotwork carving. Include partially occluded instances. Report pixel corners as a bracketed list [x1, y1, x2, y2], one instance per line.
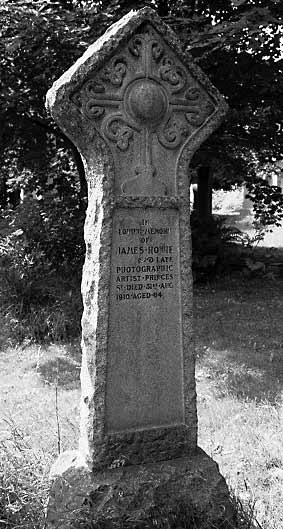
[72, 80, 107, 120]
[159, 57, 186, 93]
[128, 36, 143, 57]
[71, 92, 81, 107]
[70, 23, 217, 196]
[151, 40, 164, 61]
[185, 87, 201, 102]
[103, 116, 137, 151]
[158, 115, 189, 149]
[185, 106, 212, 126]
[184, 87, 215, 126]
[85, 101, 105, 119]
[129, 26, 162, 60]
[100, 57, 127, 87]
[71, 86, 100, 119]
[85, 80, 105, 95]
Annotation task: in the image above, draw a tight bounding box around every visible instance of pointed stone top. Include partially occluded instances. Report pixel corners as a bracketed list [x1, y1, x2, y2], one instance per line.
[46, 8, 169, 112]
[46, 7, 228, 137]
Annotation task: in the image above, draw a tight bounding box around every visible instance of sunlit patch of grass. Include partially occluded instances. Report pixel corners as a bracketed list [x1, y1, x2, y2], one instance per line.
[0, 342, 81, 529]
[195, 276, 283, 529]
[1, 275, 283, 528]
[0, 343, 81, 454]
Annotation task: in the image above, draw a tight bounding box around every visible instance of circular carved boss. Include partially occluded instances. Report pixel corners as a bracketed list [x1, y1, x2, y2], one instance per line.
[125, 78, 168, 126]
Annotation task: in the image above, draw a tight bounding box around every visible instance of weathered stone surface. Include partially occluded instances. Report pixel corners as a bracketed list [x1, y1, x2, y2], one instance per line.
[45, 6, 229, 528]
[47, 451, 92, 529]
[47, 448, 234, 529]
[107, 207, 183, 433]
[46, 6, 227, 471]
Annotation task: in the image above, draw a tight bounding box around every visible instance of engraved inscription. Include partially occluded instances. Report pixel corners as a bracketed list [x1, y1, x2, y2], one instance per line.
[115, 217, 175, 302]
[106, 208, 184, 433]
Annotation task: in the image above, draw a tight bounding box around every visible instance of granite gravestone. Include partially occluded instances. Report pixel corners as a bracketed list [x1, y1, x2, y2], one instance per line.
[46, 8, 229, 528]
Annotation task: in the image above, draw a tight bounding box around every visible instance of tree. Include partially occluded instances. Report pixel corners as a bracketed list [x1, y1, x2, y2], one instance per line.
[0, 0, 93, 207]
[1, 0, 282, 341]
[1, 0, 282, 228]
[169, 1, 283, 224]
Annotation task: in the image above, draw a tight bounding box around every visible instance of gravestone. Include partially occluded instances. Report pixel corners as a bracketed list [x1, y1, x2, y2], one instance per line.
[46, 8, 230, 528]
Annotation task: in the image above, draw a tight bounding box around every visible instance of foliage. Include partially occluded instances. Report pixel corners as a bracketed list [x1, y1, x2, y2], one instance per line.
[0, 0, 282, 334]
[0, 0, 89, 206]
[11, 195, 85, 270]
[191, 213, 245, 281]
[176, 0, 283, 166]
[1, 0, 282, 199]
[1, 0, 282, 196]
[0, 192, 84, 343]
[0, 419, 50, 529]
[190, 208, 283, 281]
[246, 178, 283, 229]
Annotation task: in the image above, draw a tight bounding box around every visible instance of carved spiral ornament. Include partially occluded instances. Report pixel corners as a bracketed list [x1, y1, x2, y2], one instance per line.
[72, 24, 215, 165]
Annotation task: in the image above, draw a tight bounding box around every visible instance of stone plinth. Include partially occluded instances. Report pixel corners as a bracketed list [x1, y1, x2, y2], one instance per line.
[46, 7, 229, 528]
[47, 449, 234, 529]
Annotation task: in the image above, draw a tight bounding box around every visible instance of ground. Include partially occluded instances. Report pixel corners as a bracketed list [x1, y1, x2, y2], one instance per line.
[1, 274, 283, 528]
[195, 276, 283, 528]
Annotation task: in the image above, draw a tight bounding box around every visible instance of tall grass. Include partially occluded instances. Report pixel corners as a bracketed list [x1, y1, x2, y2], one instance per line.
[71, 496, 262, 529]
[0, 419, 51, 529]
[195, 276, 283, 529]
[1, 276, 282, 528]
[0, 269, 82, 345]
[0, 417, 262, 529]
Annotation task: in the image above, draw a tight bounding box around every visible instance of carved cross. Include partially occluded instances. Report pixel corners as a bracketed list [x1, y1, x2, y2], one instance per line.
[72, 24, 216, 197]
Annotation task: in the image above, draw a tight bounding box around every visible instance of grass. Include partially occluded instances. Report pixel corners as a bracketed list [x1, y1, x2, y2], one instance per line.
[0, 343, 81, 529]
[0, 270, 83, 346]
[1, 275, 283, 527]
[195, 275, 283, 529]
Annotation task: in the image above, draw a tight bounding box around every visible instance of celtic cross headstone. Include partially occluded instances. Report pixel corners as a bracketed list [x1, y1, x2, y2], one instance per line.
[46, 8, 229, 528]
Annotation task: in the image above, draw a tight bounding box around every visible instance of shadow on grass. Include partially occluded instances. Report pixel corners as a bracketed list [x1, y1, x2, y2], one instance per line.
[36, 357, 80, 390]
[64, 341, 82, 364]
[194, 275, 283, 404]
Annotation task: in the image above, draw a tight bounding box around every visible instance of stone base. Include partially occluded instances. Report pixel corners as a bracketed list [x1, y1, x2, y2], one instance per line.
[46, 448, 235, 529]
